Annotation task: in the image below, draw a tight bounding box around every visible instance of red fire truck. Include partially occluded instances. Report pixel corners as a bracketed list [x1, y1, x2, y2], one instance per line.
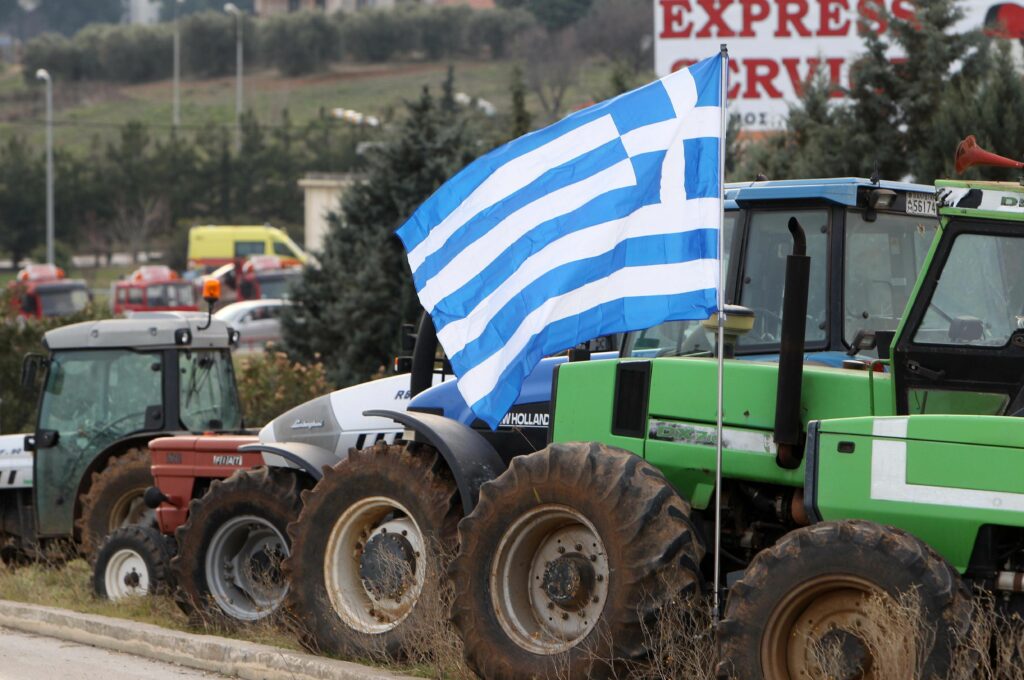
[111, 265, 198, 316]
[8, 264, 91, 319]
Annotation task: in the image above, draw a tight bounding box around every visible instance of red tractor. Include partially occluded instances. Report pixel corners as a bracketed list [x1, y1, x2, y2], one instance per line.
[7, 264, 90, 319]
[111, 265, 199, 316]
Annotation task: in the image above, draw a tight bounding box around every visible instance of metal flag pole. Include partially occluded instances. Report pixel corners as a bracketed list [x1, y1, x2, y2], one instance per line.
[712, 43, 729, 626]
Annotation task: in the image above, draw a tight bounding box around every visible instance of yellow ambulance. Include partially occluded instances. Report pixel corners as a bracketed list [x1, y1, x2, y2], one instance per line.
[187, 225, 308, 271]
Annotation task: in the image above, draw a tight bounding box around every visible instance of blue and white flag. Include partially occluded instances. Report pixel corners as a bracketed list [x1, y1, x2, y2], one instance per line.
[397, 53, 726, 428]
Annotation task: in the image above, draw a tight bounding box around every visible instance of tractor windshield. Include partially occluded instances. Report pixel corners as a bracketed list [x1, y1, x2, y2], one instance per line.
[622, 211, 738, 357]
[845, 210, 936, 349]
[914, 233, 1024, 347]
[38, 349, 163, 450]
[178, 350, 242, 431]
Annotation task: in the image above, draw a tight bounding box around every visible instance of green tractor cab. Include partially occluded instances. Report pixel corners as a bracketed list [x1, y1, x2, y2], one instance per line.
[5, 312, 243, 560]
[445, 176, 1024, 679]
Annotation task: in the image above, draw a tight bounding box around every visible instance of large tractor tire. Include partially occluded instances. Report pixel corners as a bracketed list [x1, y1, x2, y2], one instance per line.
[718, 520, 970, 680]
[93, 525, 176, 600]
[283, 441, 459, 658]
[450, 442, 705, 680]
[77, 447, 155, 559]
[171, 466, 303, 625]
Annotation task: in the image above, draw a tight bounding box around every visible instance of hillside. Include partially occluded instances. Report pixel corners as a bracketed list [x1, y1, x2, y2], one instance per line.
[0, 59, 621, 154]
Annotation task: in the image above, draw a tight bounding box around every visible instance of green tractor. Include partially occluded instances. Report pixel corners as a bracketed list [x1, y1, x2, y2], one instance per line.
[438, 176, 1024, 679]
[7, 313, 243, 561]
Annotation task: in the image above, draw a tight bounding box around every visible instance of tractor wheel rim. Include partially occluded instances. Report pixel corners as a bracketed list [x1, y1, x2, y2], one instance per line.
[105, 548, 149, 600]
[205, 515, 289, 621]
[491, 504, 609, 655]
[109, 491, 155, 532]
[324, 496, 426, 635]
[762, 574, 888, 680]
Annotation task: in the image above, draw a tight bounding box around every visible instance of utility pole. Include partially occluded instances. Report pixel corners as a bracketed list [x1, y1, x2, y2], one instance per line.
[36, 68, 54, 266]
[224, 3, 244, 152]
[173, 0, 185, 128]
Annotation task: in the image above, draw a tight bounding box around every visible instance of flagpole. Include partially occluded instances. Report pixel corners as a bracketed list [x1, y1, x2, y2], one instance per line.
[712, 43, 729, 626]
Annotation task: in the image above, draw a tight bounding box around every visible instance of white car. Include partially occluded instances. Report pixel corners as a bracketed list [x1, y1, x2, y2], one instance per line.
[214, 299, 288, 353]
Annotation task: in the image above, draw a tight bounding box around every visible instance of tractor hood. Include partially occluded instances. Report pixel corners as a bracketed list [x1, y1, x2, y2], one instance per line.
[258, 371, 447, 453]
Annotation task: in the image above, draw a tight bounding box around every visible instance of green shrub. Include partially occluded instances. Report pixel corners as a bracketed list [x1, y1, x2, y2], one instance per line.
[340, 9, 411, 63]
[234, 350, 330, 427]
[411, 4, 472, 60]
[468, 7, 534, 59]
[181, 11, 248, 78]
[259, 11, 341, 76]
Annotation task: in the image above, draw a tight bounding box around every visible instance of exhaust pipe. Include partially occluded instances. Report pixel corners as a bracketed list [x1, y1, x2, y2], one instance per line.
[774, 217, 810, 469]
[409, 312, 438, 398]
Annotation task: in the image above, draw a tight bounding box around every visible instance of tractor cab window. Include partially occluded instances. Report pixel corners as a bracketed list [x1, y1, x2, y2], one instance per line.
[738, 209, 828, 348]
[178, 350, 242, 432]
[845, 210, 936, 350]
[622, 211, 738, 357]
[914, 233, 1024, 347]
[38, 349, 163, 451]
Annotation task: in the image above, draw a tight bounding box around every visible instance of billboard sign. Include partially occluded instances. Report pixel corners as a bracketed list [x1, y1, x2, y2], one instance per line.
[654, 0, 1008, 130]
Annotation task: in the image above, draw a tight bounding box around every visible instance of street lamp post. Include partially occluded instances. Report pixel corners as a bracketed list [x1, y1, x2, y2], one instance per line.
[35, 68, 53, 266]
[173, 0, 185, 128]
[224, 2, 243, 152]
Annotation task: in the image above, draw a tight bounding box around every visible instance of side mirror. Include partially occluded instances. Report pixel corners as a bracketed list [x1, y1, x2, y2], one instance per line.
[20, 353, 45, 392]
[400, 323, 416, 353]
[847, 329, 877, 356]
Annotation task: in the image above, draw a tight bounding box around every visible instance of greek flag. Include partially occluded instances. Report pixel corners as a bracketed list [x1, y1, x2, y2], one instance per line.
[397, 53, 725, 428]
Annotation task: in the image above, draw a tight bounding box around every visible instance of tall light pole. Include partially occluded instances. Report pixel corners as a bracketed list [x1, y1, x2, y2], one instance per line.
[173, 0, 185, 128]
[35, 68, 54, 266]
[224, 2, 243, 152]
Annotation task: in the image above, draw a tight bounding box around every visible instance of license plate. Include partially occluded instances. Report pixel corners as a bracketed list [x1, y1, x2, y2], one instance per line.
[906, 192, 937, 216]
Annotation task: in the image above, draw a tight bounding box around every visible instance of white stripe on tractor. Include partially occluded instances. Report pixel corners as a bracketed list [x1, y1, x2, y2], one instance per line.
[872, 417, 908, 438]
[870, 437, 1024, 512]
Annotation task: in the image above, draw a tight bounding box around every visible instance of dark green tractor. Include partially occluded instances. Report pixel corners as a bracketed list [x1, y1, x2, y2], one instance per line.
[4, 313, 243, 561]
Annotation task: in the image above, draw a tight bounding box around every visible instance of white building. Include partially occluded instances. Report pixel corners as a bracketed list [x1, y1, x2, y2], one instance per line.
[123, 0, 162, 25]
[298, 173, 356, 254]
[254, 0, 395, 15]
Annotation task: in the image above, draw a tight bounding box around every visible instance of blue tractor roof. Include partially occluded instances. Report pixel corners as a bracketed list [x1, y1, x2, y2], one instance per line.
[725, 177, 933, 207]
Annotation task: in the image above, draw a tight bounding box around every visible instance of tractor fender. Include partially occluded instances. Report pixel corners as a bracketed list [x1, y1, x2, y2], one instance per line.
[74, 432, 177, 520]
[364, 409, 505, 514]
[237, 441, 341, 482]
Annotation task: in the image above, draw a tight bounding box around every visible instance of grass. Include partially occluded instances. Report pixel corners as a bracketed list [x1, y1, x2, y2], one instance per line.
[0, 558, 302, 651]
[0, 58, 623, 155]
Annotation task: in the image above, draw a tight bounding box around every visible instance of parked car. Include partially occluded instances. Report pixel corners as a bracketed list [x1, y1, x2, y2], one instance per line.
[213, 298, 287, 352]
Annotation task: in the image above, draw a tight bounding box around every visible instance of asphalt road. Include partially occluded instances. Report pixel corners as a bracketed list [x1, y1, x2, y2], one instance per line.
[0, 627, 228, 679]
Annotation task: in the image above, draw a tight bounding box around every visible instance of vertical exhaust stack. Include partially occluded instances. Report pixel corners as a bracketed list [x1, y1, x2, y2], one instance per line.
[774, 217, 810, 469]
[409, 312, 438, 398]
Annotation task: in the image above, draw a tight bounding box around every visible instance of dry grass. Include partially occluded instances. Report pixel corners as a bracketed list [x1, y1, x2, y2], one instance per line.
[8, 554, 1024, 680]
[0, 557, 301, 651]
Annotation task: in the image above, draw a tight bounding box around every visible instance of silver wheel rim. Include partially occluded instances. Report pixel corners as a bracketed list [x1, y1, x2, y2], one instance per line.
[105, 548, 150, 600]
[491, 504, 609, 655]
[324, 496, 426, 635]
[204, 515, 289, 621]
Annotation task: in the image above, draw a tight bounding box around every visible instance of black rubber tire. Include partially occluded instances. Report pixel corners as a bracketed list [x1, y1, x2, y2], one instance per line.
[283, 441, 459, 658]
[170, 466, 303, 626]
[717, 520, 971, 680]
[451, 441, 705, 680]
[77, 447, 155, 559]
[93, 525, 175, 599]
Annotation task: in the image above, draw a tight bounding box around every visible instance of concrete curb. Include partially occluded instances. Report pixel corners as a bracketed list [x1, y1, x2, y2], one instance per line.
[0, 599, 410, 680]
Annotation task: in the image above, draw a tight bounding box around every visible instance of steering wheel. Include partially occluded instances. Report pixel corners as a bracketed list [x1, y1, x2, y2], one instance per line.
[749, 309, 783, 344]
[83, 411, 147, 450]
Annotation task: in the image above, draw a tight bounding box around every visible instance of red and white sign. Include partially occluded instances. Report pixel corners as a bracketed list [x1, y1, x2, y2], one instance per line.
[655, 0, 1009, 129]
